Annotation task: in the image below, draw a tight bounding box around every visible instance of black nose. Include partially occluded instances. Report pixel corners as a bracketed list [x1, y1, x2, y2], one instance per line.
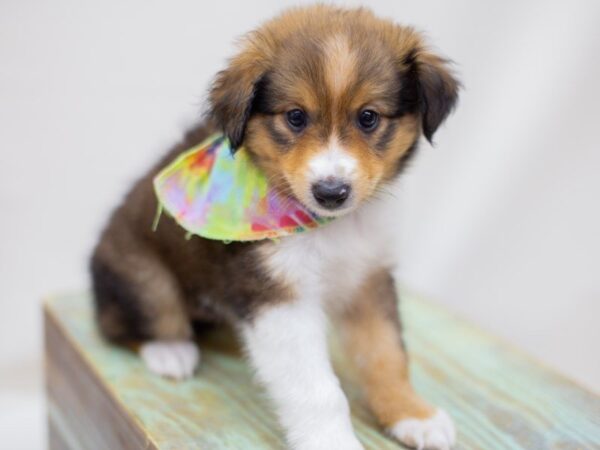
[311, 179, 351, 209]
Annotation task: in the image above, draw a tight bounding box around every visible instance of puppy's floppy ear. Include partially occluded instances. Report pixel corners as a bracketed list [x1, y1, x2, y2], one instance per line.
[412, 50, 460, 143]
[208, 41, 270, 151]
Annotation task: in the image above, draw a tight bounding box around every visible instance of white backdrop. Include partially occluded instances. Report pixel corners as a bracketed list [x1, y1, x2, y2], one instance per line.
[1, 1, 599, 448]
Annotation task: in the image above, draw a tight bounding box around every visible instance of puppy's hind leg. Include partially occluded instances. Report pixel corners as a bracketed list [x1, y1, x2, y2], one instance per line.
[91, 243, 199, 381]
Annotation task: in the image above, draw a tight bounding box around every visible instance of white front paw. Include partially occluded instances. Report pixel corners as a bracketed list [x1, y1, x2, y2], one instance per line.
[389, 409, 456, 450]
[140, 340, 200, 380]
[292, 434, 364, 450]
[288, 420, 364, 450]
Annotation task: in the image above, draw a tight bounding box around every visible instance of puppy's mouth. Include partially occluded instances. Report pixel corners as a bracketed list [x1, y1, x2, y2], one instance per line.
[308, 201, 356, 218]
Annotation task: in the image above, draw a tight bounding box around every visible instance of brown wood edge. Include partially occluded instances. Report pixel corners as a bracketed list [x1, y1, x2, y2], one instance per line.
[44, 301, 159, 450]
[48, 413, 77, 450]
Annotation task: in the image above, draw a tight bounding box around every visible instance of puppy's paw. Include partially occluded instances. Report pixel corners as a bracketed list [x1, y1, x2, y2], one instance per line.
[389, 409, 455, 450]
[293, 433, 364, 450]
[140, 340, 200, 380]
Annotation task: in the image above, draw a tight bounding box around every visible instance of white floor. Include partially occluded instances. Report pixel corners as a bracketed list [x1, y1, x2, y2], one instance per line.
[0, 359, 44, 450]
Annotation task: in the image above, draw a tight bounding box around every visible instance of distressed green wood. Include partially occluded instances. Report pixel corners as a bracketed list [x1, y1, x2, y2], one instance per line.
[45, 291, 600, 449]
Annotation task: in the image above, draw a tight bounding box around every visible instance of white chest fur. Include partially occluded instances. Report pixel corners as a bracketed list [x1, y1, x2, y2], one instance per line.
[262, 192, 398, 309]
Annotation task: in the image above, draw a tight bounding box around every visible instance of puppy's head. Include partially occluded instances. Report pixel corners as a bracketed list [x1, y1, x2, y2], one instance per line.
[209, 6, 459, 217]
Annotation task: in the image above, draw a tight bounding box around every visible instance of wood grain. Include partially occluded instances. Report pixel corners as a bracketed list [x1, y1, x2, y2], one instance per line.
[45, 292, 600, 449]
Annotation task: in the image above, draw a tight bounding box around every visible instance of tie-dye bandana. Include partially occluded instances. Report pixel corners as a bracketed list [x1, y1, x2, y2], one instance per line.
[153, 134, 331, 242]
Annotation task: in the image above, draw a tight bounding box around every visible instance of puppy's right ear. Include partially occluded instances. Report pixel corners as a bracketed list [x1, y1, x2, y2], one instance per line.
[208, 40, 270, 151]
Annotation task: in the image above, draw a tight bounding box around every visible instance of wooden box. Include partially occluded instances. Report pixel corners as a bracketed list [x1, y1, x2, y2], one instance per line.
[45, 292, 600, 449]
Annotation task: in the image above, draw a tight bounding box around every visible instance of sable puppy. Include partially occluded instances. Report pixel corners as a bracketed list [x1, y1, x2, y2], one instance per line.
[91, 5, 459, 450]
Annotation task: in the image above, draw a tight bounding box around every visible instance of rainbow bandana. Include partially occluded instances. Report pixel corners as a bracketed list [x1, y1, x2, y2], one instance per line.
[153, 134, 331, 242]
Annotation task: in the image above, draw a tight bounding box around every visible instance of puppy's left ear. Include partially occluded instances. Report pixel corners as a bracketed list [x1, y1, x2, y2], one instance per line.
[208, 43, 269, 151]
[414, 51, 460, 143]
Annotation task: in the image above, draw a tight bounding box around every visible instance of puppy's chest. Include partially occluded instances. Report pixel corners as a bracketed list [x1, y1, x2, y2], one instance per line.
[264, 210, 395, 302]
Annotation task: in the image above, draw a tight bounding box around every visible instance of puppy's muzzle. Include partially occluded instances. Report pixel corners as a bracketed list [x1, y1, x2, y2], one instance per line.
[311, 178, 351, 210]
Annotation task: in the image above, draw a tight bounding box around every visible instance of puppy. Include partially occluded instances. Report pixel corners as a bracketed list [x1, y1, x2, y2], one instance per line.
[91, 5, 459, 450]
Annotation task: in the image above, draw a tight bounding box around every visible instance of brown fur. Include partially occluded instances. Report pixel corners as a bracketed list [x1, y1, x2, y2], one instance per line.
[338, 270, 435, 426]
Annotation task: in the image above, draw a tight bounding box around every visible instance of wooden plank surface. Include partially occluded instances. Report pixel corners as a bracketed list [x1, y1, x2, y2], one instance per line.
[45, 292, 600, 449]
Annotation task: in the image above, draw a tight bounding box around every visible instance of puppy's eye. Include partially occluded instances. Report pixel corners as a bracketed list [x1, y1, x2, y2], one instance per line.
[357, 109, 379, 132]
[286, 109, 307, 131]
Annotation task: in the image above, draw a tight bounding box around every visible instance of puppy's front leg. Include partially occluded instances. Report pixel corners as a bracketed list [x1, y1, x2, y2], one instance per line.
[338, 270, 456, 450]
[241, 298, 363, 450]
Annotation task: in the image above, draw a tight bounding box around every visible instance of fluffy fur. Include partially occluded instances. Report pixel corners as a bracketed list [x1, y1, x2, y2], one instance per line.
[91, 5, 459, 450]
